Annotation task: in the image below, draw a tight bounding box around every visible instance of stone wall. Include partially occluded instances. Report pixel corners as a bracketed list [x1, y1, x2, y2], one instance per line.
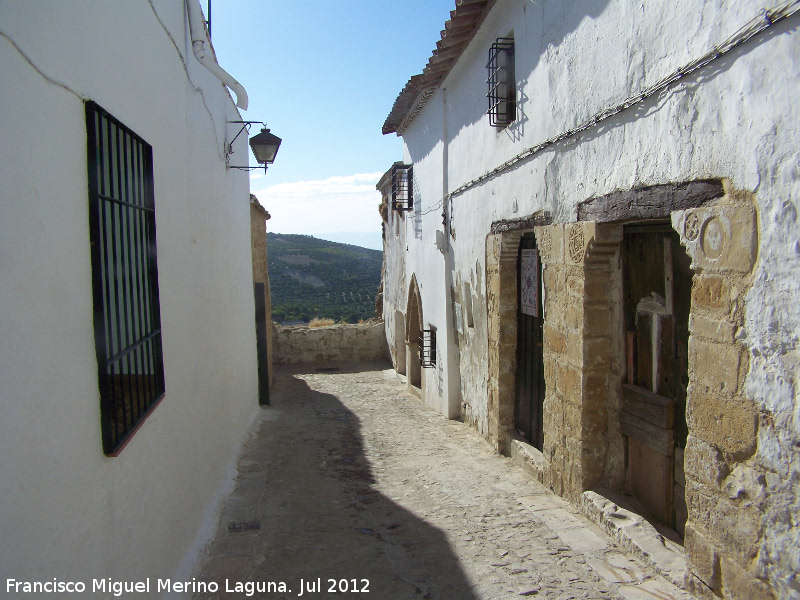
[485, 233, 517, 454]
[274, 322, 389, 365]
[671, 191, 768, 600]
[534, 222, 625, 503]
[250, 196, 274, 387]
[485, 195, 772, 599]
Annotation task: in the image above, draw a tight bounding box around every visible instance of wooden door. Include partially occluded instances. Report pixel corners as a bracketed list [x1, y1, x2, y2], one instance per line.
[254, 282, 270, 406]
[516, 234, 545, 450]
[621, 224, 690, 532]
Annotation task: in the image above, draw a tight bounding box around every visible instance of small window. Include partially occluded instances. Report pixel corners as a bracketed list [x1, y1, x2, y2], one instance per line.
[392, 164, 413, 211]
[86, 101, 166, 455]
[486, 37, 516, 128]
[421, 327, 437, 368]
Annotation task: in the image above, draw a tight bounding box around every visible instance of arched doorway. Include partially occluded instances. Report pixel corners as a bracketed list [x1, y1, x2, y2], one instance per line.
[394, 310, 407, 375]
[406, 276, 422, 389]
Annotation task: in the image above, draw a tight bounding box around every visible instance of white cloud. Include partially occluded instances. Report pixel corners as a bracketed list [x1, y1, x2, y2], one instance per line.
[251, 173, 384, 236]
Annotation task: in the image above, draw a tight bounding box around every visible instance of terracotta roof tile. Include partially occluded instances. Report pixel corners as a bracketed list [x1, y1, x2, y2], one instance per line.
[382, 0, 495, 135]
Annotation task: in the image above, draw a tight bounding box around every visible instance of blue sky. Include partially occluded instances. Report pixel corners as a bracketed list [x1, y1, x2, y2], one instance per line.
[210, 1, 455, 249]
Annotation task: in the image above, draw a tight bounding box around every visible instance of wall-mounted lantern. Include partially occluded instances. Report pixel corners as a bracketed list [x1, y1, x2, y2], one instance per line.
[248, 127, 281, 166]
[227, 121, 282, 173]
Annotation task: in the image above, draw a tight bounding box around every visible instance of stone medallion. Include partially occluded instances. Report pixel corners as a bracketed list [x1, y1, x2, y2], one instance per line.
[568, 225, 585, 263]
[701, 217, 725, 260]
[684, 212, 700, 241]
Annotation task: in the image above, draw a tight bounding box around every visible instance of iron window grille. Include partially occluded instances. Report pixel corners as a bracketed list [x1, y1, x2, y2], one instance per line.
[392, 164, 413, 211]
[421, 327, 437, 368]
[486, 37, 516, 128]
[86, 101, 166, 456]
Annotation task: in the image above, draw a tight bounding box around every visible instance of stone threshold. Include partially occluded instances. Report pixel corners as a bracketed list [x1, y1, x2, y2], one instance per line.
[581, 489, 687, 590]
[509, 436, 549, 485]
[406, 383, 421, 399]
[388, 370, 422, 399]
[516, 487, 697, 600]
[510, 436, 695, 598]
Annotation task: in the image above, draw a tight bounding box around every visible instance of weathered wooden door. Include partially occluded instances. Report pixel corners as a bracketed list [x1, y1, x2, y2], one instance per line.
[516, 234, 545, 450]
[621, 224, 690, 533]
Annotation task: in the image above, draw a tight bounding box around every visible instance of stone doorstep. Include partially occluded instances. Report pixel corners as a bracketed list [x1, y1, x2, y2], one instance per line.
[517, 488, 697, 600]
[581, 490, 688, 590]
[509, 436, 549, 486]
[509, 436, 696, 597]
[406, 383, 422, 399]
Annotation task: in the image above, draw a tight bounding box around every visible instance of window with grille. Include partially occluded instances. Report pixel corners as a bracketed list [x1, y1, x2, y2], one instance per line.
[421, 327, 437, 368]
[392, 164, 413, 211]
[86, 101, 165, 456]
[486, 37, 516, 128]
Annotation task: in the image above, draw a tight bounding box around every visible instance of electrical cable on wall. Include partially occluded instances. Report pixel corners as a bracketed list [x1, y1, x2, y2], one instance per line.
[444, 0, 800, 202]
[148, 0, 227, 160]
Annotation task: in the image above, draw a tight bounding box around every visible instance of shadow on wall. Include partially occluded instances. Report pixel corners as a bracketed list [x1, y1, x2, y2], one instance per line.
[406, 0, 612, 163]
[193, 364, 479, 600]
[412, 175, 424, 240]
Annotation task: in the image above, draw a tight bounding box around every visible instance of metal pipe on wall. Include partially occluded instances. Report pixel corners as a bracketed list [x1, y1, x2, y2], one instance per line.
[186, 0, 248, 110]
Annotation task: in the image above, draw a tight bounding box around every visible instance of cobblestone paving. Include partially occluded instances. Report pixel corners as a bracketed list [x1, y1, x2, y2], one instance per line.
[192, 363, 695, 600]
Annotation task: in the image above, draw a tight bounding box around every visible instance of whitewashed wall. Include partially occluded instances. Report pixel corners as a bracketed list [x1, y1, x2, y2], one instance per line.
[397, 0, 799, 593]
[382, 195, 408, 373]
[401, 94, 465, 418]
[0, 0, 258, 587]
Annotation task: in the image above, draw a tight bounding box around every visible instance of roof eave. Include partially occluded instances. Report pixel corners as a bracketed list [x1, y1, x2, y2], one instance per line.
[382, 0, 496, 136]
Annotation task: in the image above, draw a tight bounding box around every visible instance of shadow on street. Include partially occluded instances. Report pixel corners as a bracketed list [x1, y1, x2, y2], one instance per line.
[193, 363, 479, 600]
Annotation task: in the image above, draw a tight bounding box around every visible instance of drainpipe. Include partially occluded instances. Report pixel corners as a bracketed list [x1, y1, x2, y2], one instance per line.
[186, 0, 248, 110]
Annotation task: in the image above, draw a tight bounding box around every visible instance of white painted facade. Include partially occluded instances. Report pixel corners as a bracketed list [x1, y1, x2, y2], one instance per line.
[382, 0, 800, 596]
[378, 165, 409, 380]
[0, 1, 259, 588]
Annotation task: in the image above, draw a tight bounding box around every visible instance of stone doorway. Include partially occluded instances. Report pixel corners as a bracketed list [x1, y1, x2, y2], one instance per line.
[406, 276, 423, 390]
[516, 233, 545, 450]
[485, 214, 551, 455]
[395, 310, 407, 375]
[621, 222, 691, 535]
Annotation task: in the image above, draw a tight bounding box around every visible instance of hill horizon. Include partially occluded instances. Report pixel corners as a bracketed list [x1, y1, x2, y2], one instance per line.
[267, 233, 383, 324]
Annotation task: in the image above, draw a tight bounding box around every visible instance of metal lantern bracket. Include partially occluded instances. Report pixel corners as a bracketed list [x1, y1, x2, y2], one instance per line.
[227, 120, 268, 173]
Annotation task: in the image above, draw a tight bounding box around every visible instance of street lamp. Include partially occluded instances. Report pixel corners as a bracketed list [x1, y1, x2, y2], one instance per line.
[248, 127, 282, 166]
[227, 121, 282, 173]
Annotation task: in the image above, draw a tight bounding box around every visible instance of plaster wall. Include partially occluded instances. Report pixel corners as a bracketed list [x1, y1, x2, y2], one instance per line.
[402, 98, 462, 418]
[381, 188, 408, 373]
[392, 0, 800, 596]
[0, 1, 258, 587]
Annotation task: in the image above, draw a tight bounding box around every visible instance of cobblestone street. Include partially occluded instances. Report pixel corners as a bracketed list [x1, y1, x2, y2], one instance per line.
[193, 363, 695, 600]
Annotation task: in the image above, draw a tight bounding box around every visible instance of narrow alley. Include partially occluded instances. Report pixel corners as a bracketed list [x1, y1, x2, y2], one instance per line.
[192, 363, 694, 600]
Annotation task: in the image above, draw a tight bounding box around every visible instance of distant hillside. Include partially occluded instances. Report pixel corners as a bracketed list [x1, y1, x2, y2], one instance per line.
[267, 233, 383, 324]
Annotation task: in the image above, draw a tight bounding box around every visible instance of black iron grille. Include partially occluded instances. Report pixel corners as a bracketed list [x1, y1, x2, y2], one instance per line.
[392, 164, 413, 211]
[486, 37, 516, 127]
[86, 101, 165, 456]
[421, 328, 437, 368]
